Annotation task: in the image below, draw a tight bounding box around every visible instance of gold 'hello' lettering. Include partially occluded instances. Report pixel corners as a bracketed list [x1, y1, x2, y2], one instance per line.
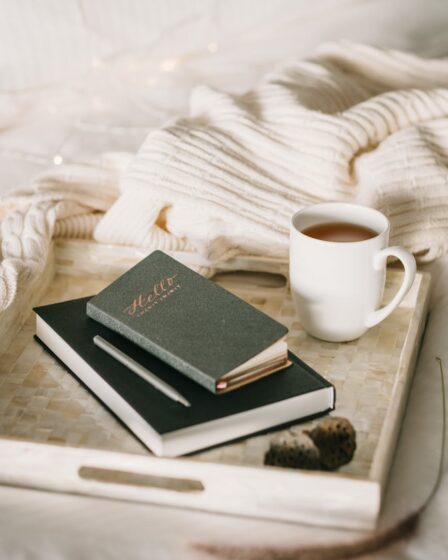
[123, 273, 179, 316]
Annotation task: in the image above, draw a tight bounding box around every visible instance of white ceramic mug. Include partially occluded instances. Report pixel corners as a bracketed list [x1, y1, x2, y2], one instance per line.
[289, 203, 416, 342]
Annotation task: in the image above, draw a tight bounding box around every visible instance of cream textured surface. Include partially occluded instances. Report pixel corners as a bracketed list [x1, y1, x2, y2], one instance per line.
[0, 269, 426, 481]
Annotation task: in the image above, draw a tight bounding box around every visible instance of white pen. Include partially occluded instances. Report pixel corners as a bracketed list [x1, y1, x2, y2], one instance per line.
[93, 335, 191, 407]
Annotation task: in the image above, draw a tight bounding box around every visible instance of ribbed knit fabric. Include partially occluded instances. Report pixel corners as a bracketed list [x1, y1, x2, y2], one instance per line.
[112, 41, 448, 262]
[53, 212, 103, 239]
[2, 42, 448, 313]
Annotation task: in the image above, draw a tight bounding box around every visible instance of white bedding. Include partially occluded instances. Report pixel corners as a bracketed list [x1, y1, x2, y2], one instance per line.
[1, 1, 448, 558]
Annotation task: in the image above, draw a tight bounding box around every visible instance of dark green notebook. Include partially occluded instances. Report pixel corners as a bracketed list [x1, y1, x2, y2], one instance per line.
[35, 296, 335, 457]
[86, 251, 289, 394]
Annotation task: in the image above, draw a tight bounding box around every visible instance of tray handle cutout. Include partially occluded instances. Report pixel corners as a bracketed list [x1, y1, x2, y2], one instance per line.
[79, 466, 204, 493]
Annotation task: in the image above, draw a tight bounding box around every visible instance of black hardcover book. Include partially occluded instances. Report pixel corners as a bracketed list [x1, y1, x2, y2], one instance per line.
[34, 297, 335, 457]
[86, 250, 290, 394]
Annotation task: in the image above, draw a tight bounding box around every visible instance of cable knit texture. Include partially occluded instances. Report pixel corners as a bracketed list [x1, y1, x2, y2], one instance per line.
[1, 42, 448, 312]
[119, 42, 448, 262]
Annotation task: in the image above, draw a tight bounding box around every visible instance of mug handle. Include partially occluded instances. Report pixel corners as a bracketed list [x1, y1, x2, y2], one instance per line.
[365, 247, 417, 328]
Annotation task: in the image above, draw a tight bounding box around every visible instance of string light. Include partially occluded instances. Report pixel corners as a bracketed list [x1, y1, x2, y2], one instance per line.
[146, 76, 159, 86]
[160, 57, 181, 72]
[2, 39, 226, 166]
[91, 57, 103, 68]
[92, 96, 106, 111]
[207, 42, 219, 53]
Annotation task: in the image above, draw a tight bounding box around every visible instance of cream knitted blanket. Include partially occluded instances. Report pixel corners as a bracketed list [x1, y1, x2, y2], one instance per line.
[2, 42, 448, 311]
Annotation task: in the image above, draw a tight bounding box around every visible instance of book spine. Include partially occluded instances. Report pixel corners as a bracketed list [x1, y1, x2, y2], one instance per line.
[86, 302, 217, 393]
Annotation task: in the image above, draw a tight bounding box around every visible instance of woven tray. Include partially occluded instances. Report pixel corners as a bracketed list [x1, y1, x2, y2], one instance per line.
[0, 241, 430, 530]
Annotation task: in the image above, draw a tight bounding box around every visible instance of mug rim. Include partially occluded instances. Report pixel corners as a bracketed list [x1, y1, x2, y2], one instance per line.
[291, 202, 390, 246]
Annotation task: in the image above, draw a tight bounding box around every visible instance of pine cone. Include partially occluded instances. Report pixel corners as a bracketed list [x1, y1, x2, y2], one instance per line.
[307, 416, 356, 470]
[264, 431, 321, 470]
[264, 417, 357, 471]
